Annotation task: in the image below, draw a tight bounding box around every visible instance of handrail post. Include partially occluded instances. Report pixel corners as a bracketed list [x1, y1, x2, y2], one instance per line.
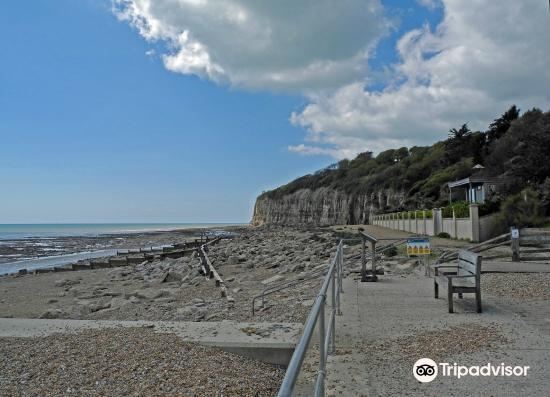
[315, 295, 326, 397]
[331, 268, 336, 354]
[339, 243, 344, 294]
[337, 247, 342, 315]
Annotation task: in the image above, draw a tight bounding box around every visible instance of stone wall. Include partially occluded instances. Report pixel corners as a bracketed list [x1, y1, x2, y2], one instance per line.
[371, 205, 497, 242]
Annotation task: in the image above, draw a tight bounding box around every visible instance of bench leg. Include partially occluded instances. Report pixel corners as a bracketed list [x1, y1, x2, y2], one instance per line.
[434, 279, 439, 299]
[458, 293, 463, 299]
[476, 287, 482, 313]
[447, 280, 453, 313]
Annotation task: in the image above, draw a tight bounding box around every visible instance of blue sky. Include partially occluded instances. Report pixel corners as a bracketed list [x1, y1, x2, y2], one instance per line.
[2, 0, 545, 223]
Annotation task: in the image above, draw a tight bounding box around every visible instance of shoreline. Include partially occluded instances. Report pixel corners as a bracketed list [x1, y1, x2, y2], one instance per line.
[0, 225, 248, 274]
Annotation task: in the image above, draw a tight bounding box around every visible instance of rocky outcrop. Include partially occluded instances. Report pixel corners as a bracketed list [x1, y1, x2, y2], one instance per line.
[252, 187, 406, 226]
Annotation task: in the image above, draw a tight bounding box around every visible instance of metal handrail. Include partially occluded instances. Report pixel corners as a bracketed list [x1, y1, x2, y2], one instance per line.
[277, 240, 344, 397]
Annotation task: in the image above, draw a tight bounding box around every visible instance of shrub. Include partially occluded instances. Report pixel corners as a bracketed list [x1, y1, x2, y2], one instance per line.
[492, 188, 547, 233]
[437, 232, 451, 239]
[479, 200, 501, 216]
[453, 201, 470, 218]
[442, 201, 470, 218]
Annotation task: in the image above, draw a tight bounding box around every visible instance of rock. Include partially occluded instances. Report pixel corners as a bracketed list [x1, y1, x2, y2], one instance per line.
[109, 297, 130, 309]
[232, 287, 242, 293]
[39, 309, 63, 319]
[54, 279, 80, 288]
[179, 275, 190, 285]
[261, 275, 285, 285]
[129, 296, 140, 304]
[162, 271, 183, 283]
[47, 299, 58, 304]
[396, 260, 418, 272]
[227, 256, 239, 266]
[237, 255, 247, 263]
[176, 307, 193, 317]
[134, 289, 167, 300]
[226, 277, 235, 282]
[192, 298, 205, 304]
[89, 301, 111, 313]
[301, 299, 315, 307]
[291, 263, 305, 272]
[193, 307, 207, 320]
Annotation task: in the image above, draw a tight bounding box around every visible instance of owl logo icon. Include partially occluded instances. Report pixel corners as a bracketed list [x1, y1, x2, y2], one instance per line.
[413, 358, 438, 383]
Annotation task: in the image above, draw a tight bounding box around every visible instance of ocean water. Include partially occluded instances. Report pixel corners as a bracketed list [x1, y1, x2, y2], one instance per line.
[0, 223, 243, 240]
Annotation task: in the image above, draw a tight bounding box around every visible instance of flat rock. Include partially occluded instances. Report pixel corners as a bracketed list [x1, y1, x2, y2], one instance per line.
[134, 289, 166, 300]
[261, 275, 285, 285]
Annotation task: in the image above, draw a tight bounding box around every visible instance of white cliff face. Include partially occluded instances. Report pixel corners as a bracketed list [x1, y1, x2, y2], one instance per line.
[252, 187, 406, 226]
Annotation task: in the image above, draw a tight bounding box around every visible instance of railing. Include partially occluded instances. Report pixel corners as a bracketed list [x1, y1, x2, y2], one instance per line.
[251, 266, 326, 315]
[277, 240, 344, 397]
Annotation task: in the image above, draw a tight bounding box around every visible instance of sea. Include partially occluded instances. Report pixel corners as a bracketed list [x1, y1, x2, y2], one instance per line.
[0, 223, 241, 240]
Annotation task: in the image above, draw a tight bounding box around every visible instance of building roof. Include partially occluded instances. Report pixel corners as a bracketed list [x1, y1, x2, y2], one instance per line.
[447, 176, 501, 188]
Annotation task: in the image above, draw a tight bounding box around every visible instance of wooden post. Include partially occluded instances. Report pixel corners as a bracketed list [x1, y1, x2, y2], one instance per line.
[511, 227, 520, 262]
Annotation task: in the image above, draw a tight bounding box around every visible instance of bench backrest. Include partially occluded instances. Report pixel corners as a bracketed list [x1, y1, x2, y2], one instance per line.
[457, 250, 482, 278]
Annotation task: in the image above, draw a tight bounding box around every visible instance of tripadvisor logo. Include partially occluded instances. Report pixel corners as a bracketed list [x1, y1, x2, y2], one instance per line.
[413, 358, 438, 383]
[413, 358, 530, 383]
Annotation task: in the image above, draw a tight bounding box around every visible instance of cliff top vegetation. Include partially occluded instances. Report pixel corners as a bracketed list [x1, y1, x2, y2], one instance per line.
[260, 106, 550, 217]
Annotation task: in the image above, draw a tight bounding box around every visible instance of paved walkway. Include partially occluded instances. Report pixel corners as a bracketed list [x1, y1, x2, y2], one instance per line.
[324, 273, 550, 396]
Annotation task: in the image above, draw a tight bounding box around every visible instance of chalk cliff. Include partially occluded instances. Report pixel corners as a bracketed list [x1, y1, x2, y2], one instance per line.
[252, 187, 406, 226]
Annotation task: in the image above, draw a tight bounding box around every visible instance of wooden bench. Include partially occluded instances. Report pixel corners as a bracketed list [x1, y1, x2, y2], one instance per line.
[433, 250, 482, 313]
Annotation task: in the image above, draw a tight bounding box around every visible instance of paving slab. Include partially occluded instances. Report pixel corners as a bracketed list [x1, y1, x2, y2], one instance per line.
[323, 274, 550, 396]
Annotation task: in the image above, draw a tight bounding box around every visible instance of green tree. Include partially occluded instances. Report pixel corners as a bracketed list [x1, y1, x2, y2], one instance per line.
[486, 105, 520, 145]
[444, 123, 472, 165]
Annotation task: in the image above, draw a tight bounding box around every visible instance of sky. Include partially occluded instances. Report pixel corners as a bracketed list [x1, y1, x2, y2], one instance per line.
[1, 0, 549, 223]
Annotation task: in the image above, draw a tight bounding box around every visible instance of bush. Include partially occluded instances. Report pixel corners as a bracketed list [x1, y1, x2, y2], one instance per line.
[479, 200, 501, 216]
[442, 201, 470, 218]
[437, 232, 451, 239]
[492, 188, 547, 233]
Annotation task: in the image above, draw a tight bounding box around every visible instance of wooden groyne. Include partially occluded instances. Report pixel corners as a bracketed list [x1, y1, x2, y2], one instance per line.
[14, 236, 228, 276]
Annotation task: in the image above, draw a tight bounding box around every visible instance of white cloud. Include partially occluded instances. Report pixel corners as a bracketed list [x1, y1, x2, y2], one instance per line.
[113, 0, 387, 91]
[115, 1, 550, 160]
[292, 0, 550, 158]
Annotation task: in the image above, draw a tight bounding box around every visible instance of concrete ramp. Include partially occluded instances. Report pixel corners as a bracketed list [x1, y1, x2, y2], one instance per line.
[0, 318, 301, 366]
